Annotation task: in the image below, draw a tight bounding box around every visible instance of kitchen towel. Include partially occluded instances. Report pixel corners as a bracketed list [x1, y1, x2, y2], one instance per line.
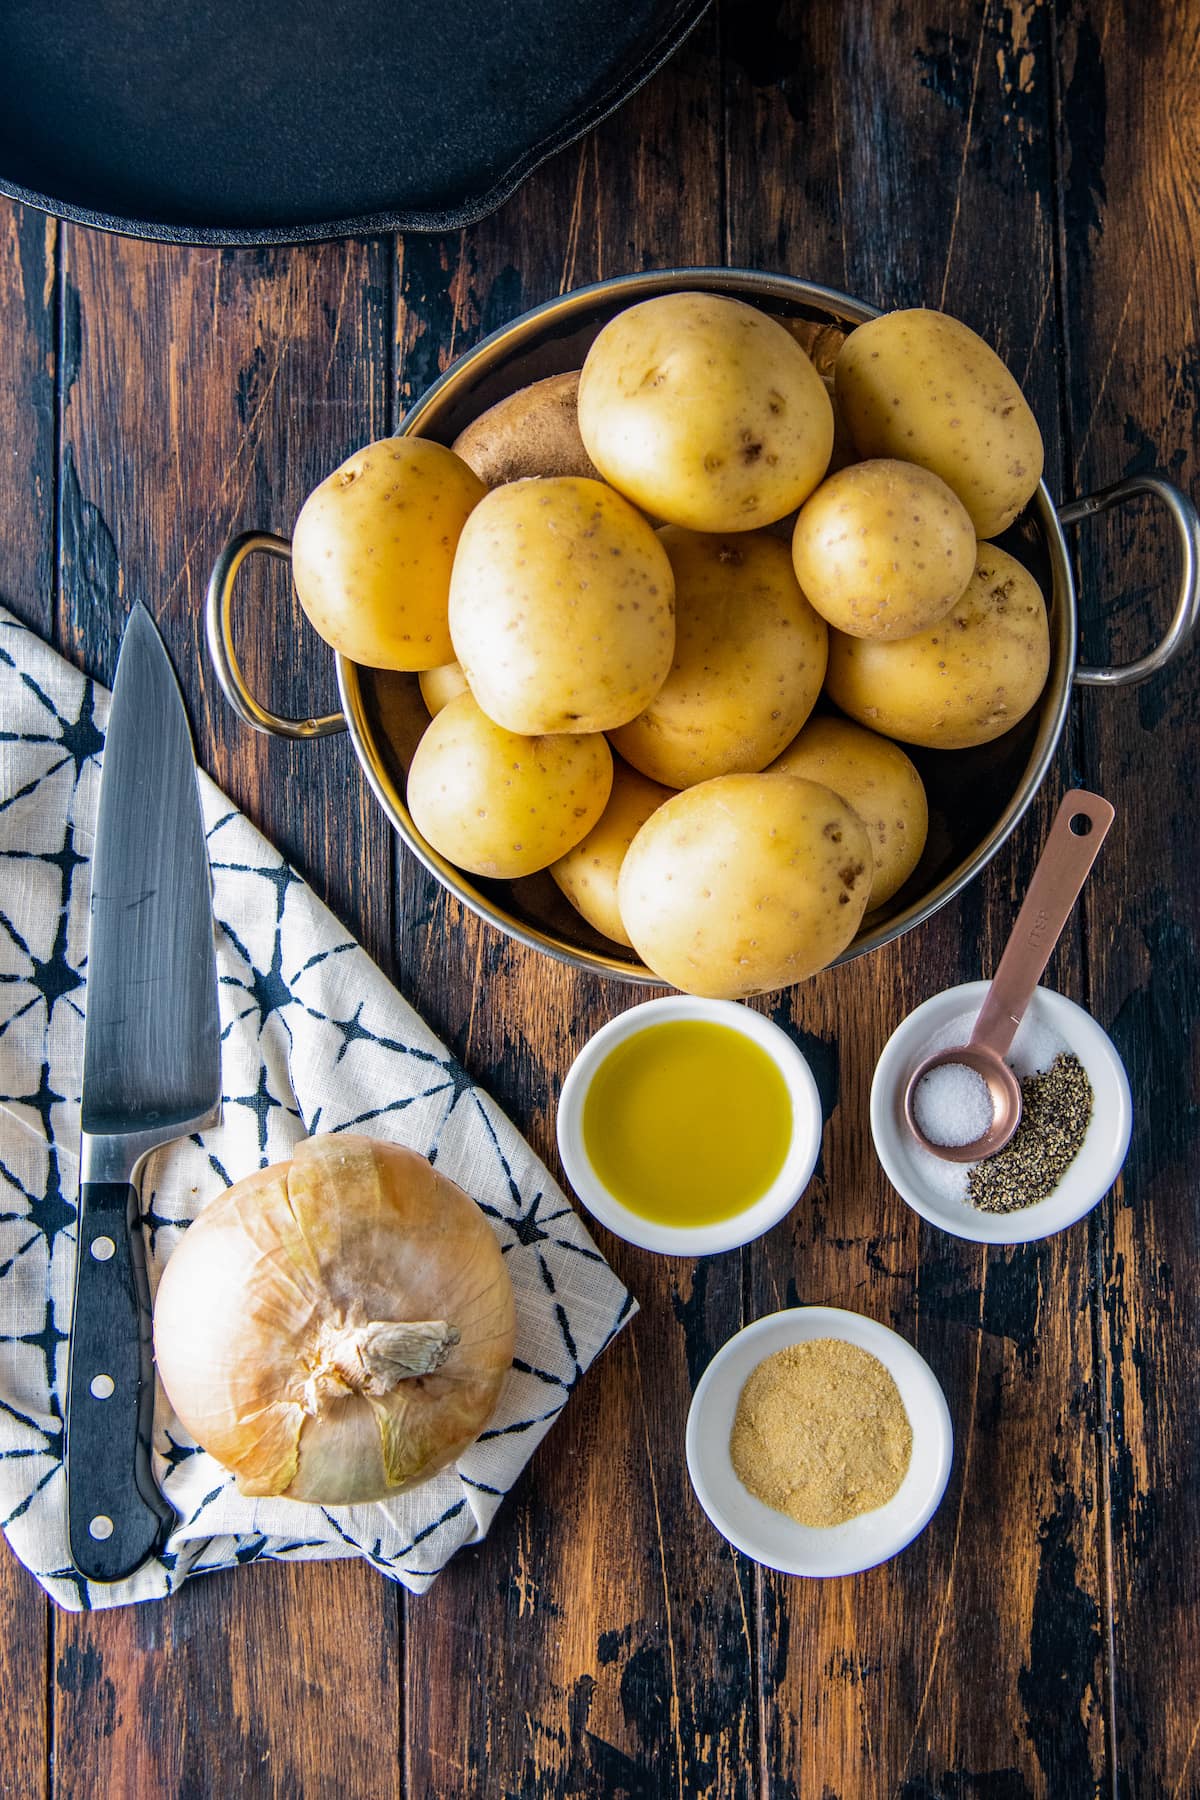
[0, 605, 634, 1611]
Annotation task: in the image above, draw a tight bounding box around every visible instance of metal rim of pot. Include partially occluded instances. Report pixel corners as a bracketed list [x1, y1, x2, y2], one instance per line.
[205, 268, 1200, 985]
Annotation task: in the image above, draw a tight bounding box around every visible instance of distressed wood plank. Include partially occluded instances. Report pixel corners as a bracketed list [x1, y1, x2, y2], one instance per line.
[55, 233, 396, 964]
[395, 19, 761, 1798]
[1057, 2, 1200, 1792]
[725, 1, 1107, 1792]
[53, 1560, 400, 1800]
[0, 205, 56, 634]
[0, 196, 57, 1800]
[50, 229, 401, 1799]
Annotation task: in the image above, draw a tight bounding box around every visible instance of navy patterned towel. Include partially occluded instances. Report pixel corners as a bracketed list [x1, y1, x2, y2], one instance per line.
[0, 606, 634, 1611]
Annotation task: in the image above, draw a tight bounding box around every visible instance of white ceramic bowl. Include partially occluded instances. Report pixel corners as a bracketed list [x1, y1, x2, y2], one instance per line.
[556, 996, 823, 1256]
[685, 1306, 953, 1577]
[870, 982, 1132, 1244]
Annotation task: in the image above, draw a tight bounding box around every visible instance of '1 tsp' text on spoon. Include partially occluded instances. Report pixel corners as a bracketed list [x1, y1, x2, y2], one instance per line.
[902, 788, 1114, 1164]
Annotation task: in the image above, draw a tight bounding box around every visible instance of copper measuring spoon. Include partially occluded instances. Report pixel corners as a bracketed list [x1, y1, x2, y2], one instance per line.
[903, 789, 1115, 1163]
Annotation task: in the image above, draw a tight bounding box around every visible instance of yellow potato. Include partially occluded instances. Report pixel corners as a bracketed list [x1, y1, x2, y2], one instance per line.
[448, 477, 675, 735]
[780, 348, 857, 480]
[835, 309, 1044, 538]
[609, 528, 827, 787]
[824, 544, 1050, 750]
[577, 293, 834, 532]
[292, 437, 486, 671]
[618, 774, 873, 998]
[451, 372, 600, 485]
[824, 374, 860, 477]
[406, 692, 612, 879]
[791, 459, 975, 640]
[768, 715, 928, 908]
[418, 661, 470, 717]
[763, 377, 856, 543]
[549, 758, 673, 947]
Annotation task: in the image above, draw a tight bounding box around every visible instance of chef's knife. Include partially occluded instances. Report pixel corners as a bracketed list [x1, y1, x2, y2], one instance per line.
[66, 603, 221, 1582]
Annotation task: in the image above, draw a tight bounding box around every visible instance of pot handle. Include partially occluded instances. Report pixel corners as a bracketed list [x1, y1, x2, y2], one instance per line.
[204, 531, 347, 738]
[1059, 474, 1200, 687]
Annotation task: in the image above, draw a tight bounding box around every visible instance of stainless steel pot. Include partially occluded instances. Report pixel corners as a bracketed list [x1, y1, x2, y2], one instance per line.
[206, 269, 1200, 982]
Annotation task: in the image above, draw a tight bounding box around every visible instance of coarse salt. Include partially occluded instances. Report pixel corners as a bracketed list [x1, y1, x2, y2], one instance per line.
[1007, 1012, 1070, 1080]
[921, 1005, 1070, 1081]
[900, 992, 1078, 1206]
[912, 1061, 995, 1147]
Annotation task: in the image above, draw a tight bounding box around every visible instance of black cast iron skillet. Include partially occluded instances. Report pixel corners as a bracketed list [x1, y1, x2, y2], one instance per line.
[0, 0, 710, 244]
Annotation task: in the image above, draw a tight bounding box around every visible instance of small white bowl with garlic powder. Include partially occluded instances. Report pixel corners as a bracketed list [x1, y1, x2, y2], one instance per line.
[870, 982, 1132, 1244]
[685, 1306, 953, 1577]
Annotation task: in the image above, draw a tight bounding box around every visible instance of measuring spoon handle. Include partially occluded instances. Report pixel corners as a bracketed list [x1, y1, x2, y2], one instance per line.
[970, 789, 1115, 1060]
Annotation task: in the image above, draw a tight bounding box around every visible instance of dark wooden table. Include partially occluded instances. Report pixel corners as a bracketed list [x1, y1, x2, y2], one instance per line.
[2, 3, 1197, 1794]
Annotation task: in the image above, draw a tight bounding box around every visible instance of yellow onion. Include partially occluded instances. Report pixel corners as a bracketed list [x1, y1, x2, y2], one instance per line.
[152, 1134, 516, 1505]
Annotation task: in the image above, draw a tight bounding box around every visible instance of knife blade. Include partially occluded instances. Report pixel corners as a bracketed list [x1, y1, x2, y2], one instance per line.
[66, 602, 221, 1583]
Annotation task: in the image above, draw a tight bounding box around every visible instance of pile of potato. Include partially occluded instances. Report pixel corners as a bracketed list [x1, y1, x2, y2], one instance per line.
[290, 293, 1048, 999]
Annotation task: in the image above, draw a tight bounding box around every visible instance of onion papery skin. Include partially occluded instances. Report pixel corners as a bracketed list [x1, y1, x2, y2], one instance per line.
[152, 1135, 516, 1505]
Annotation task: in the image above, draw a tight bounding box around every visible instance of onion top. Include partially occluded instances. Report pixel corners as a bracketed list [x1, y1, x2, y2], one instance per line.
[152, 1134, 516, 1506]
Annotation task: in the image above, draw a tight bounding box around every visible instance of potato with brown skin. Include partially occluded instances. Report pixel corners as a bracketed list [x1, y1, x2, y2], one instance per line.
[767, 715, 928, 908]
[292, 437, 486, 670]
[578, 293, 834, 532]
[792, 459, 976, 640]
[406, 692, 612, 879]
[451, 371, 600, 485]
[824, 544, 1050, 750]
[617, 773, 873, 998]
[418, 661, 469, 717]
[609, 528, 827, 789]
[835, 309, 1044, 538]
[449, 476, 675, 736]
[549, 758, 673, 947]
[778, 316, 846, 381]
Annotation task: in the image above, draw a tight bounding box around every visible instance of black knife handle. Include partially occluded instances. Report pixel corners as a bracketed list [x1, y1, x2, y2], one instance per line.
[66, 1182, 175, 1582]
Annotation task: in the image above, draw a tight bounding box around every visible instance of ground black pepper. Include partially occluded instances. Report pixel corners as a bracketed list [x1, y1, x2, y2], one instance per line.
[967, 1052, 1094, 1213]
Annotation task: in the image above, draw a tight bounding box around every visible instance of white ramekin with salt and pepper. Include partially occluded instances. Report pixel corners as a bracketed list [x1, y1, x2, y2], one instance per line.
[870, 981, 1132, 1244]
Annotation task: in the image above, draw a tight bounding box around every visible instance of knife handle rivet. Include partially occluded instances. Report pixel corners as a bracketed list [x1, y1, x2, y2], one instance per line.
[89, 1374, 115, 1400]
[88, 1514, 114, 1541]
[90, 1236, 116, 1262]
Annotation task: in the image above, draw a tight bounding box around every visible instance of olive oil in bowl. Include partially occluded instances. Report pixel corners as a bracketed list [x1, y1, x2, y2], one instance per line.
[557, 997, 823, 1256]
[581, 1021, 793, 1228]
